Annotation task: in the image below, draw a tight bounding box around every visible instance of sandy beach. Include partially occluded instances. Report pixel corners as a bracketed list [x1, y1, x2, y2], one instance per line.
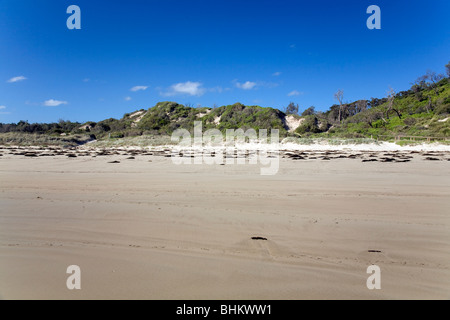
[0, 145, 449, 299]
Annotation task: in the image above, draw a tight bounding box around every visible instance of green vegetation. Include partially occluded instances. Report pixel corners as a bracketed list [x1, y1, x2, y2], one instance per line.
[325, 78, 450, 139]
[0, 119, 82, 135]
[0, 132, 93, 147]
[202, 103, 287, 134]
[291, 76, 449, 140]
[282, 137, 379, 145]
[295, 115, 322, 134]
[1, 64, 449, 146]
[89, 135, 175, 148]
[137, 101, 210, 134]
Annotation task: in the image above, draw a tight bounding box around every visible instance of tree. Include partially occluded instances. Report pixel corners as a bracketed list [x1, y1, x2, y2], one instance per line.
[369, 97, 387, 108]
[356, 100, 368, 113]
[446, 61, 450, 78]
[426, 70, 445, 96]
[417, 70, 445, 96]
[301, 106, 316, 116]
[415, 75, 428, 90]
[334, 89, 344, 123]
[362, 111, 382, 128]
[425, 96, 432, 113]
[285, 102, 299, 115]
[327, 104, 340, 123]
[384, 87, 395, 120]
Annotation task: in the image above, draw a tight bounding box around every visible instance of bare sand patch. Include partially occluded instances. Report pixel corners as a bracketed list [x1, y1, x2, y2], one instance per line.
[0, 147, 449, 299]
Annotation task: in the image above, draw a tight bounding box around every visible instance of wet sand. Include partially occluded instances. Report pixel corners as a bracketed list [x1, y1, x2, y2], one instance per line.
[0, 146, 449, 299]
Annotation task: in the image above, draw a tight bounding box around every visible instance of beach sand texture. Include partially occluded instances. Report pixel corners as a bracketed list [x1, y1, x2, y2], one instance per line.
[0, 146, 449, 299]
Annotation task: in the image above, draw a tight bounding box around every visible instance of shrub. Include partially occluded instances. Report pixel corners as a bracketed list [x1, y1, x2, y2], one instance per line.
[403, 117, 416, 126]
[110, 132, 124, 139]
[415, 92, 425, 101]
[435, 103, 450, 115]
[295, 116, 321, 134]
[440, 127, 450, 136]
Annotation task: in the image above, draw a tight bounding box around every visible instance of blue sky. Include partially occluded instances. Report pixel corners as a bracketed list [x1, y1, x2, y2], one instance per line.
[0, 0, 449, 123]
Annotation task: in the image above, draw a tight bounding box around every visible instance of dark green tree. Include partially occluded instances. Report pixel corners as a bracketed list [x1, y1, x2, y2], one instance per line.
[301, 106, 316, 116]
[285, 102, 299, 115]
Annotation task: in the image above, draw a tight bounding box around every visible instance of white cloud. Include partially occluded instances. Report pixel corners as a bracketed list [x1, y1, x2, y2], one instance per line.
[288, 90, 302, 96]
[83, 78, 90, 82]
[44, 99, 68, 107]
[272, 72, 282, 76]
[235, 81, 257, 90]
[130, 86, 148, 92]
[0, 106, 6, 109]
[164, 81, 206, 96]
[7, 76, 27, 83]
[125, 96, 132, 101]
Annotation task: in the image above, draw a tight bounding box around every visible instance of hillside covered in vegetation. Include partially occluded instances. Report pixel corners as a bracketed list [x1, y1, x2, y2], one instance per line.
[295, 76, 450, 139]
[1, 67, 449, 146]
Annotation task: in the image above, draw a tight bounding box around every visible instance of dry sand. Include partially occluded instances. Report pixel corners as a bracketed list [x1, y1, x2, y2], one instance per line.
[0, 146, 449, 299]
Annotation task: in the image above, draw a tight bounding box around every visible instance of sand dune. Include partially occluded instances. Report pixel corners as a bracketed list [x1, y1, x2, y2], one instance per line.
[0, 146, 449, 299]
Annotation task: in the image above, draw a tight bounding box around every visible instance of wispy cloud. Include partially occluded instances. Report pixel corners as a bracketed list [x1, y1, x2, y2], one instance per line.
[7, 76, 27, 83]
[130, 86, 148, 92]
[209, 86, 231, 93]
[163, 81, 206, 96]
[261, 81, 279, 89]
[288, 90, 302, 96]
[0, 106, 9, 114]
[272, 72, 282, 76]
[44, 99, 68, 107]
[124, 96, 132, 101]
[235, 81, 257, 90]
[83, 78, 90, 82]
